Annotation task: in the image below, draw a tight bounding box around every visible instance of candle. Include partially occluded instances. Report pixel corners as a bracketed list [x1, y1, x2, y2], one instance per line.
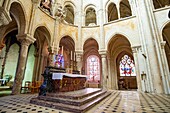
[61, 46, 63, 55]
[74, 52, 76, 61]
[71, 51, 72, 60]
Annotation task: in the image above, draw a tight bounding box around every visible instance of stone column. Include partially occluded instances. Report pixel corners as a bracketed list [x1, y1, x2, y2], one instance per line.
[76, 51, 83, 74]
[28, 0, 39, 35]
[38, 54, 45, 81]
[99, 0, 105, 49]
[100, 51, 108, 89]
[117, 3, 120, 19]
[160, 41, 170, 94]
[76, 0, 83, 50]
[132, 46, 142, 92]
[107, 56, 111, 89]
[34, 52, 43, 81]
[32, 52, 39, 81]
[135, 0, 163, 93]
[12, 34, 36, 95]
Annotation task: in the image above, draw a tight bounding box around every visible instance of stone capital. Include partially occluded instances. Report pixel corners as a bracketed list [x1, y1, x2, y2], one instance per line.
[160, 41, 166, 49]
[75, 50, 83, 56]
[17, 34, 36, 46]
[131, 45, 141, 53]
[99, 50, 107, 58]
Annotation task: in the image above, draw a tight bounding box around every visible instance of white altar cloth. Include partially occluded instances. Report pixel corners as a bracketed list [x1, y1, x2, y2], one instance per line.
[52, 73, 88, 80]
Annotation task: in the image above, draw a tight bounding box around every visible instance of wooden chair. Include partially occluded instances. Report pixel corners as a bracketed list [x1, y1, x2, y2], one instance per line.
[29, 81, 43, 93]
[21, 81, 31, 93]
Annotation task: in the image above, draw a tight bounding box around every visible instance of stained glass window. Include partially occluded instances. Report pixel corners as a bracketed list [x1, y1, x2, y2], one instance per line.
[87, 55, 100, 82]
[54, 54, 64, 67]
[119, 55, 136, 76]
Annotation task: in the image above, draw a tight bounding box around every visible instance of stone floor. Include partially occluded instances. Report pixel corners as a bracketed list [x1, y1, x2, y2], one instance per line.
[0, 90, 170, 113]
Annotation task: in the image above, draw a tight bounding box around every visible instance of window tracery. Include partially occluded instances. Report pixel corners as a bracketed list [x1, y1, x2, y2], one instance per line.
[87, 55, 100, 82]
[119, 55, 136, 76]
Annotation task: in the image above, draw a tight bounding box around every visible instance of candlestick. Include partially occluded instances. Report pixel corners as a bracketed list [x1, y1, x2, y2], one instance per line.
[71, 51, 72, 60]
[61, 46, 63, 55]
[74, 52, 76, 61]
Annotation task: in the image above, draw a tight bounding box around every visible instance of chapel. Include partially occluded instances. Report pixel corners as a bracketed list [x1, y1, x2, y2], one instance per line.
[0, 0, 170, 111]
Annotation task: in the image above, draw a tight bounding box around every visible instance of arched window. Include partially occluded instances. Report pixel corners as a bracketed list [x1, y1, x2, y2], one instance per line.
[153, 0, 170, 9]
[108, 3, 118, 22]
[64, 5, 74, 24]
[120, 0, 132, 18]
[87, 55, 100, 82]
[119, 55, 136, 76]
[85, 8, 96, 26]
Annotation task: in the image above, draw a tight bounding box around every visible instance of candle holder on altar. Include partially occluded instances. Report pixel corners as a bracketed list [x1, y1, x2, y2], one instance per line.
[73, 61, 77, 71]
[68, 60, 73, 73]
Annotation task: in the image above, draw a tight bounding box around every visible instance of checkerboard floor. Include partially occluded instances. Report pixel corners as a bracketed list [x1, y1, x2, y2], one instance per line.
[0, 90, 170, 113]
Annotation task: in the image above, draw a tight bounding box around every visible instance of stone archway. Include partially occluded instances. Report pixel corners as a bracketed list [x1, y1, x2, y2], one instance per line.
[32, 26, 51, 82]
[83, 38, 100, 88]
[120, 0, 132, 18]
[107, 34, 137, 90]
[162, 22, 170, 93]
[162, 23, 170, 72]
[107, 2, 118, 22]
[0, 2, 26, 91]
[59, 36, 75, 70]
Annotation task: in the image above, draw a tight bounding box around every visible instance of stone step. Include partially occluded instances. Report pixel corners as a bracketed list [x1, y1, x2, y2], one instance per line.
[30, 91, 111, 113]
[38, 90, 107, 106]
[46, 88, 102, 100]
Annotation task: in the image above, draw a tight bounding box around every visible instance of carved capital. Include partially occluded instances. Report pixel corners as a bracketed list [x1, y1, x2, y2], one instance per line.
[160, 41, 166, 49]
[99, 49, 107, 58]
[132, 45, 141, 53]
[17, 34, 36, 46]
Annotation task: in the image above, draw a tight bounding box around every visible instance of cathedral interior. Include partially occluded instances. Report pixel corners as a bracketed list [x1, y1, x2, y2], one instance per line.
[0, 0, 170, 113]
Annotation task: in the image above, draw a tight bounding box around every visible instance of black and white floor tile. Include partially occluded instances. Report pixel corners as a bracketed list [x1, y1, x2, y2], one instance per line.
[0, 91, 170, 113]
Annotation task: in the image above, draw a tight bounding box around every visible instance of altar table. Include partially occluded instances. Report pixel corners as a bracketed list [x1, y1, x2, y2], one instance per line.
[52, 73, 87, 92]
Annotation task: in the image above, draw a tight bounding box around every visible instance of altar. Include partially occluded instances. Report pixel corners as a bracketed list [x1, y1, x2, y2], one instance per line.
[52, 73, 87, 92]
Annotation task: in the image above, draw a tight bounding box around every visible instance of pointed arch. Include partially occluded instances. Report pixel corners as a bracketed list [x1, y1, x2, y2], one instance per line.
[120, 0, 132, 18]
[107, 2, 118, 22]
[9, 2, 26, 35]
[85, 7, 97, 26]
[64, 5, 74, 24]
[64, 2, 75, 24]
[153, 0, 170, 9]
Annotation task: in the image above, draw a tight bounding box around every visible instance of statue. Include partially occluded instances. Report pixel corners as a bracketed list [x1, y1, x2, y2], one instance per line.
[54, 4, 66, 21]
[40, 0, 52, 15]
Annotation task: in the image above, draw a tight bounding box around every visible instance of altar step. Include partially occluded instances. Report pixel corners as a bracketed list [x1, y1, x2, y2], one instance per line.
[30, 88, 112, 113]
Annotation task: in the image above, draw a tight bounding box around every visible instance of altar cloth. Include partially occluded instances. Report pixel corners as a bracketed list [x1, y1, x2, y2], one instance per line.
[52, 73, 87, 80]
